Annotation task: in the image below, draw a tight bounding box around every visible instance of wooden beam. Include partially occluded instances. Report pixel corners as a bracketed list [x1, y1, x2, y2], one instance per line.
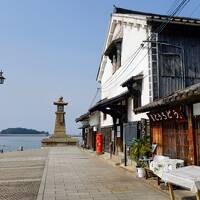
[127, 86, 140, 97]
[168, 183, 175, 200]
[108, 104, 126, 111]
[196, 190, 200, 200]
[187, 104, 196, 165]
[100, 108, 120, 118]
[113, 117, 117, 154]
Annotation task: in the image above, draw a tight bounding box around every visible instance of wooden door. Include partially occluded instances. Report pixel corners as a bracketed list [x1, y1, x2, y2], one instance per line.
[152, 124, 163, 155]
[162, 121, 188, 162]
[176, 122, 189, 162]
[163, 122, 177, 158]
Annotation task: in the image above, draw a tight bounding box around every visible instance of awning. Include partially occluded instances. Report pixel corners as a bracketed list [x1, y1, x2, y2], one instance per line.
[104, 38, 122, 56]
[75, 112, 90, 123]
[78, 124, 90, 129]
[134, 82, 200, 114]
[121, 74, 143, 87]
[89, 91, 130, 117]
[121, 74, 143, 97]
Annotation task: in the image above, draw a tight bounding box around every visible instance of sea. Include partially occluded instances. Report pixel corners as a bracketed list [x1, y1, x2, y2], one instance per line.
[0, 134, 47, 152]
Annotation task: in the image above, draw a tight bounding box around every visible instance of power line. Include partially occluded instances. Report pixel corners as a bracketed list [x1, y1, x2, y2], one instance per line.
[89, 87, 100, 108]
[102, 0, 191, 91]
[100, 45, 144, 87]
[101, 0, 191, 91]
[102, 0, 190, 89]
[167, 0, 182, 15]
[189, 1, 200, 17]
[102, 49, 150, 92]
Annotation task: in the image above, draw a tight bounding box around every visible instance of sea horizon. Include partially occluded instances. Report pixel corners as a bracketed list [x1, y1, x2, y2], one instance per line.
[0, 134, 46, 152]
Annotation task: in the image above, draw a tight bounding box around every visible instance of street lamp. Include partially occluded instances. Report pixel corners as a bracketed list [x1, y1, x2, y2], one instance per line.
[0, 70, 5, 84]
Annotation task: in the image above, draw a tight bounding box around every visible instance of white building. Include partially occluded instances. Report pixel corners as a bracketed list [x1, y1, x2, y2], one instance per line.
[90, 7, 152, 157]
[81, 7, 200, 162]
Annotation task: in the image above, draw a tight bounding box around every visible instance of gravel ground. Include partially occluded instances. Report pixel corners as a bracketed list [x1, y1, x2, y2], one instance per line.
[0, 181, 41, 200]
[0, 149, 49, 200]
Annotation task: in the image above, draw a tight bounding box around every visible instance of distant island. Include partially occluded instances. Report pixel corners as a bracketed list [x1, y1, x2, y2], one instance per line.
[0, 128, 49, 135]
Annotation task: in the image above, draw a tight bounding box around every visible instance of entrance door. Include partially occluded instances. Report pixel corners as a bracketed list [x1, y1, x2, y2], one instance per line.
[152, 124, 163, 155]
[162, 121, 189, 162]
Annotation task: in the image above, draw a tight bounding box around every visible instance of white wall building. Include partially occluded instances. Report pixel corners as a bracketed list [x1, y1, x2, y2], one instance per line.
[88, 7, 157, 156]
[96, 8, 152, 130]
[79, 6, 200, 164]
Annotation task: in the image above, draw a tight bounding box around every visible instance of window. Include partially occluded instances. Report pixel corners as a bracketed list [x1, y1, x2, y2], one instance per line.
[161, 54, 182, 77]
[133, 96, 141, 109]
[104, 39, 122, 74]
[103, 113, 107, 120]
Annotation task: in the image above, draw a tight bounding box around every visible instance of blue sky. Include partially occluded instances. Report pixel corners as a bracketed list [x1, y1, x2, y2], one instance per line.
[0, 0, 199, 134]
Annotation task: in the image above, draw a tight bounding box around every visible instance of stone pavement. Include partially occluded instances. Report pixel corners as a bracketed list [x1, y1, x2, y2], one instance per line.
[37, 147, 168, 200]
[0, 149, 49, 200]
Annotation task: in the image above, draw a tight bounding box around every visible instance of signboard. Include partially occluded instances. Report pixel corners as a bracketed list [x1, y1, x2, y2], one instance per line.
[123, 122, 138, 147]
[140, 118, 147, 137]
[93, 126, 97, 132]
[147, 108, 185, 122]
[117, 126, 120, 137]
[111, 130, 114, 141]
[193, 103, 200, 116]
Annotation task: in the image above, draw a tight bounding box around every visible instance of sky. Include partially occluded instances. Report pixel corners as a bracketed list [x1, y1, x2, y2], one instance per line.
[0, 0, 199, 135]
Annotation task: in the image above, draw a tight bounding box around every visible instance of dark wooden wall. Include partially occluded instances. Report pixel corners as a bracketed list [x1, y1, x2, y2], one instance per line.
[101, 127, 112, 153]
[150, 22, 200, 99]
[162, 121, 189, 162]
[193, 118, 200, 165]
[151, 121, 189, 163]
[151, 123, 163, 155]
[86, 128, 93, 149]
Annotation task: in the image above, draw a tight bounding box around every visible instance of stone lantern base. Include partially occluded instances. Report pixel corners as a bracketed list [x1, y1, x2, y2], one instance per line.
[41, 97, 77, 147]
[41, 135, 77, 147]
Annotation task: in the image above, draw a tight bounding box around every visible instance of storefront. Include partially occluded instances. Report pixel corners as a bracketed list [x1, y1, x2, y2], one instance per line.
[135, 82, 200, 165]
[89, 92, 130, 155]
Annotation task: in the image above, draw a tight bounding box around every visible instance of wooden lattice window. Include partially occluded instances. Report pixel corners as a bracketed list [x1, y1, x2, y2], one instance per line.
[161, 54, 182, 77]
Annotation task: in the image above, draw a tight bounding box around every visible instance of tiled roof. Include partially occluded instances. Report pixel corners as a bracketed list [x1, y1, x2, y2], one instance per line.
[135, 82, 200, 113]
[114, 7, 200, 25]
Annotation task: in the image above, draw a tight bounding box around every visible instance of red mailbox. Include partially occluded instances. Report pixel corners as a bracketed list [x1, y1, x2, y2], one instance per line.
[96, 132, 102, 154]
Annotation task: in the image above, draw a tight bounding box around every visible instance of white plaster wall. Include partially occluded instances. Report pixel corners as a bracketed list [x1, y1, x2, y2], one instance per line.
[89, 112, 99, 126]
[101, 59, 113, 95]
[127, 97, 148, 122]
[112, 23, 122, 40]
[127, 97, 133, 121]
[100, 14, 151, 126]
[100, 112, 113, 128]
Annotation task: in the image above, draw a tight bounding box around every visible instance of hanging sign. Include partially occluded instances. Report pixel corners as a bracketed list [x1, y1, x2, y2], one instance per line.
[147, 108, 186, 122]
[117, 126, 121, 137]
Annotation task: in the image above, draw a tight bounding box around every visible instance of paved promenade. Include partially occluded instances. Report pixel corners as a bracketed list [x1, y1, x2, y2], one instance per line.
[0, 149, 49, 200]
[37, 147, 168, 200]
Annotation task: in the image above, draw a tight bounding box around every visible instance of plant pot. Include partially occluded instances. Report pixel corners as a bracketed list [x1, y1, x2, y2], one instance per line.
[143, 155, 147, 160]
[137, 167, 145, 178]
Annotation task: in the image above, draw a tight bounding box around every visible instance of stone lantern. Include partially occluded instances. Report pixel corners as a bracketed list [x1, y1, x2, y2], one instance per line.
[41, 97, 77, 146]
[53, 97, 68, 138]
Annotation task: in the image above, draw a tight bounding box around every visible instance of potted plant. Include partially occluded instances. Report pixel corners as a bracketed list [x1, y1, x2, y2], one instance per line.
[130, 135, 151, 178]
[135, 160, 147, 177]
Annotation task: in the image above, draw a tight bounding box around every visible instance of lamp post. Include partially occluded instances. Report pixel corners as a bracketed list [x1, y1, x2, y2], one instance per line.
[0, 70, 5, 84]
